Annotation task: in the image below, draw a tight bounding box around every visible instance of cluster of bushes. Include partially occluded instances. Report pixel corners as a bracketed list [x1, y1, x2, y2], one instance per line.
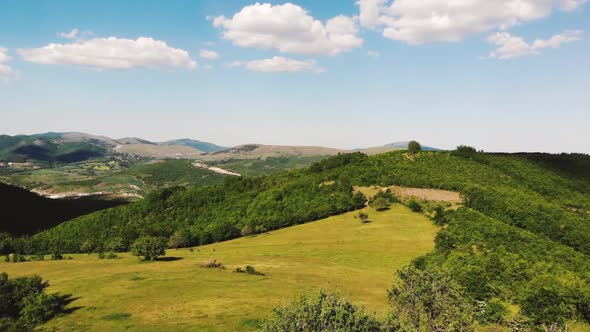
[262, 266, 476, 332]
[369, 189, 398, 211]
[0, 273, 68, 330]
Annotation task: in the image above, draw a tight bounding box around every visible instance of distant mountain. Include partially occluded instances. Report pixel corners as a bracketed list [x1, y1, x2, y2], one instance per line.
[117, 137, 155, 145]
[114, 144, 203, 159]
[160, 139, 226, 153]
[200, 144, 345, 161]
[0, 182, 125, 235]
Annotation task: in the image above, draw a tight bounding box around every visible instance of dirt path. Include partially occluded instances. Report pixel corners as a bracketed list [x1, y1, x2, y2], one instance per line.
[192, 162, 241, 176]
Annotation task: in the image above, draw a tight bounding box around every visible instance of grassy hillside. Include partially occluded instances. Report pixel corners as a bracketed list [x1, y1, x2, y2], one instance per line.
[0, 205, 437, 331]
[5, 149, 590, 327]
[0, 183, 125, 235]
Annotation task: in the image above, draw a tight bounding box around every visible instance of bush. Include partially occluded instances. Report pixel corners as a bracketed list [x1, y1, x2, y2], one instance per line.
[452, 145, 478, 158]
[130, 236, 167, 261]
[0, 273, 66, 328]
[261, 290, 381, 332]
[98, 252, 119, 260]
[235, 265, 264, 276]
[357, 211, 369, 223]
[386, 265, 476, 332]
[407, 199, 423, 213]
[371, 197, 391, 211]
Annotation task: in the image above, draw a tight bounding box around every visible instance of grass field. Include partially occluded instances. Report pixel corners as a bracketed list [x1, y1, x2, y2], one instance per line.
[0, 204, 438, 331]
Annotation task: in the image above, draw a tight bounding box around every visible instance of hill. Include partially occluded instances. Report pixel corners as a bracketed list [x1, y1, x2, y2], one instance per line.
[113, 144, 204, 159]
[12, 149, 590, 327]
[0, 205, 438, 331]
[200, 144, 345, 161]
[0, 183, 126, 235]
[160, 139, 226, 153]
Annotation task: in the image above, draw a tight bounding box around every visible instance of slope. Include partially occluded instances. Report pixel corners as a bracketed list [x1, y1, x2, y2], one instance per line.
[0, 205, 438, 331]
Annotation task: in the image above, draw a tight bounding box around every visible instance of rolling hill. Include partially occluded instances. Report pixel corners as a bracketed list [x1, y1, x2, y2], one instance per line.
[10, 149, 590, 328]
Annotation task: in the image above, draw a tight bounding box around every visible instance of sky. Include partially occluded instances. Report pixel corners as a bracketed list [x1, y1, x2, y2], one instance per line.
[0, 0, 589, 153]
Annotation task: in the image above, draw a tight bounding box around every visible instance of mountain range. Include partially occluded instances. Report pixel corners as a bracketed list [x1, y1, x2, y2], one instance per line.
[0, 132, 437, 163]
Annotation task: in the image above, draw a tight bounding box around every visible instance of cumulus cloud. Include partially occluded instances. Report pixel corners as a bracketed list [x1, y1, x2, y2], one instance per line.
[487, 30, 583, 59]
[0, 48, 14, 80]
[200, 49, 219, 60]
[358, 0, 588, 44]
[213, 3, 362, 55]
[18, 37, 197, 70]
[228, 56, 323, 73]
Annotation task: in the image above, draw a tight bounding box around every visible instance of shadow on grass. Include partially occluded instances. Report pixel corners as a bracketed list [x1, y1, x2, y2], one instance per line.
[54, 293, 83, 317]
[155, 256, 183, 262]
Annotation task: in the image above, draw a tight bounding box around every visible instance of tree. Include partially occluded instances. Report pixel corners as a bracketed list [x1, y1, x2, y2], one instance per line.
[357, 211, 369, 223]
[407, 140, 422, 154]
[130, 236, 167, 261]
[386, 265, 476, 332]
[372, 197, 391, 211]
[261, 290, 381, 332]
[79, 240, 94, 254]
[407, 199, 423, 213]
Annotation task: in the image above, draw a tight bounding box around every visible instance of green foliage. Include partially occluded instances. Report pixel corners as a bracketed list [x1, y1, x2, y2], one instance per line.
[358, 211, 369, 223]
[235, 265, 265, 276]
[476, 299, 509, 324]
[407, 141, 422, 154]
[309, 152, 368, 173]
[371, 197, 391, 211]
[130, 236, 166, 261]
[407, 200, 423, 213]
[0, 272, 66, 328]
[451, 145, 478, 158]
[261, 290, 382, 332]
[386, 265, 476, 332]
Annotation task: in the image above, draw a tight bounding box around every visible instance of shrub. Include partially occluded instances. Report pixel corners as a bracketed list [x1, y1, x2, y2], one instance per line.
[104, 237, 127, 252]
[99, 252, 119, 260]
[235, 265, 264, 276]
[261, 290, 381, 332]
[386, 265, 476, 332]
[240, 225, 254, 237]
[357, 211, 369, 223]
[0, 273, 66, 328]
[130, 236, 167, 261]
[407, 199, 423, 213]
[371, 197, 391, 211]
[51, 253, 63, 260]
[80, 240, 94, 254]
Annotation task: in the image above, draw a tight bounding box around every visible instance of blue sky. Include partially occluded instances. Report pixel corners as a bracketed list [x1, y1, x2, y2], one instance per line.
[0, 0, 589, 152]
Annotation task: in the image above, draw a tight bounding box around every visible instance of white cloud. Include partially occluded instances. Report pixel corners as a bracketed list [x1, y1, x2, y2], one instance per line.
[18, 37, 197, 70]
[213, 3, 362, 56]
[59, 28, 79, 39]
[487, 30, 583, 59]
[367, 50, 380, 57]
[229, 56, 323, 73]
[0, 48, 14, 79]
[358, 0, 588, 44]
[200, 49, 219, 60]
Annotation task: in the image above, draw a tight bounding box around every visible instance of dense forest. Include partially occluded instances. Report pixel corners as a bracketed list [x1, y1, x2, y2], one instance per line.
[2, 149, 590, 326]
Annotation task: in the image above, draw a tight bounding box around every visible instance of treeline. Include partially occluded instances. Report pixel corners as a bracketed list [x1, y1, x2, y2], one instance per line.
[3, 169, 365, 254]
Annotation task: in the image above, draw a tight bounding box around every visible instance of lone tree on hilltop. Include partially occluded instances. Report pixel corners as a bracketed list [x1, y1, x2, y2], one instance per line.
[407, 141, 422, 154]
[131, 236, 167, 261]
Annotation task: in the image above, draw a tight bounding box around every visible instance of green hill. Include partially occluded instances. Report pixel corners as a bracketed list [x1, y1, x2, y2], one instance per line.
[0, 183, 126, 235]
[4, 149, 590, 326]
[0, 205, 438, 331]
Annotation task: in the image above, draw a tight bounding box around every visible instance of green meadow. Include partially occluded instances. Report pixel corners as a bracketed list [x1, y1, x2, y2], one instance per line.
[1, 204, 438, 331]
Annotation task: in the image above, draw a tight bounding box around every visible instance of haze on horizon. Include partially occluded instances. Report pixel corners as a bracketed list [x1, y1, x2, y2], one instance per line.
[1, 1, 589, 153]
